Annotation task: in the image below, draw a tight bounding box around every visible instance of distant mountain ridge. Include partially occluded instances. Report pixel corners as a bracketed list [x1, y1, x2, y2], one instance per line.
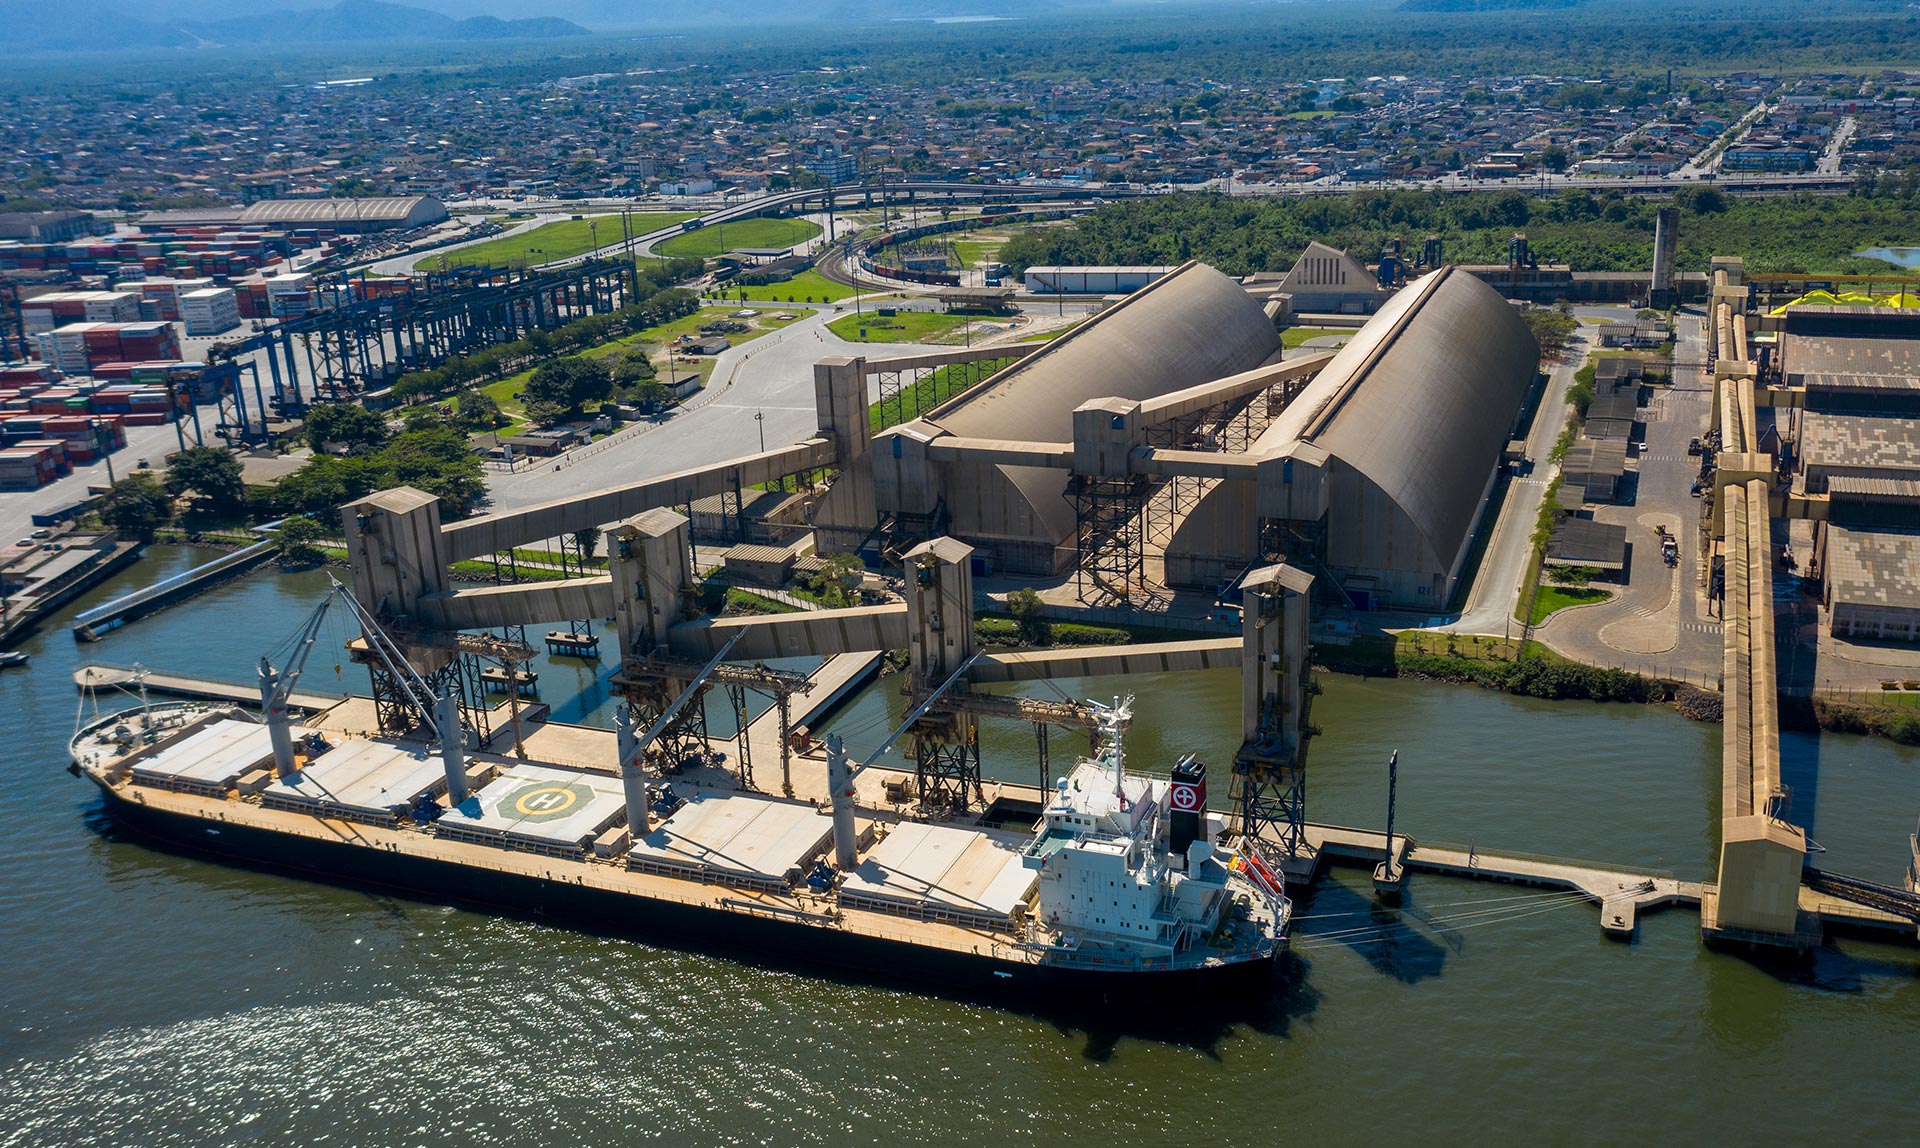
[3, 0, 589, 53]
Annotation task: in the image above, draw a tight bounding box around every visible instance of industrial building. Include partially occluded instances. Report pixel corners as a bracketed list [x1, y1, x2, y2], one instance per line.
[1164, 267, 1537, 609]
[1021, 266, 1175, 295]
[810, 259, 1539, 611]
[821, 260, 1284, 576]
[1252, 241, 1390, 315]
[138, 196, 448, 234]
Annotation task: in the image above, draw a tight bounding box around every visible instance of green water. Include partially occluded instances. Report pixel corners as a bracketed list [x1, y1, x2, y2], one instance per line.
[2, 552, 1917, 1146]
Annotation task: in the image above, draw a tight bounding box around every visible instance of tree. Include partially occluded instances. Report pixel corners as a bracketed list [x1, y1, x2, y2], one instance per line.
[272, 515, 328, 565]
[1540, 145, 1569, 173]
[380, 423, 486, 513]
[805, 551, 864, 608]
[455, 389, 505, 432]
[524, 356, 613, 415]
[99, 474, 173, 542]
[1006, 587, 1053, 645]
[305, 403, 389, 454]
[163, 446, 245, 511]
[572, 525, 602, 564]
[611, 347, 658, 387]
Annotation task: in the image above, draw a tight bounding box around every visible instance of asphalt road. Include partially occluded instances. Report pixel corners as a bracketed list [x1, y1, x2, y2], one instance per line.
[1445, 328, 1590, 636]
[477, 306, 948, 518]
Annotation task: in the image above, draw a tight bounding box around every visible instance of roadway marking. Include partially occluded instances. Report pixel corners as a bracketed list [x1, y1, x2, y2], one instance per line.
[1683, 622, 1723, 634]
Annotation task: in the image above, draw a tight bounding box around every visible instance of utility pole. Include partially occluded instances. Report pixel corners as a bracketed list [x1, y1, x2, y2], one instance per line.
[755, 409, 765, 452]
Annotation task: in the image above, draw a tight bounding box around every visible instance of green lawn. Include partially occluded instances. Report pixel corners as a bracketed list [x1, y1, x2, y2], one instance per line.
[718, 269, 866, 304]
[827, 310, 982, 344]
[426, 213, 698, 270]
[1529, 584, 1613, 625]
[1280, 326, 1353, 349]
[952, 237, 1007, 268]
[654, 217, 823, 260]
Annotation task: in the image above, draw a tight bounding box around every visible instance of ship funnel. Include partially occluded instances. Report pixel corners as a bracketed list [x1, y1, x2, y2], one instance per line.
[828, 734, 858, 870]
[259, 656, 297, 779]
[615, 703, 649, 834]
[1169, 754, 1206, 860]
[436, 693, 468, 806]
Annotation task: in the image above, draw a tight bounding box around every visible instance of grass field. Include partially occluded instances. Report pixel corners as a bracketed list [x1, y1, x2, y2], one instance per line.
[718, 269, 866, 304]
[952, 237, 1007, 268]
[827, 310, 981, 344]
[654, 217, 823, 260]
[426, 213, 699, 270]
[1529, 585, 1613, 625]
[1280, 326, 1353, 349]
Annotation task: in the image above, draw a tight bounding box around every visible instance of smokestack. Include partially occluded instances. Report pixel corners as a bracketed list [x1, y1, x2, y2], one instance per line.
[828, 734, 858, 870]
[616, 703, 649, 834]
[1169, 754, 1206, 857]
[259, 656, 297, 779]
[437, 693, 468, 807]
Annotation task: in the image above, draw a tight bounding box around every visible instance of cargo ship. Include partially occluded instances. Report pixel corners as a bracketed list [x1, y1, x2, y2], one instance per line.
[69, 630, 1288, 1002]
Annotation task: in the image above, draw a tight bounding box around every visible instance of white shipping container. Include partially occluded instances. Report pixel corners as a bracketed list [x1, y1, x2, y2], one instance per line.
[180, 287, 240, 336]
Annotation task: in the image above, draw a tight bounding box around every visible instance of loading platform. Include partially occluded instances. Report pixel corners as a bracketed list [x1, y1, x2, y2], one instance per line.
[545, 629, 600, 657]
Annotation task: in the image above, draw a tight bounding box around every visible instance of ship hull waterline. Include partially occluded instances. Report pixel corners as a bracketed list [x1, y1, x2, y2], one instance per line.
[85, 777, 1284, 1009]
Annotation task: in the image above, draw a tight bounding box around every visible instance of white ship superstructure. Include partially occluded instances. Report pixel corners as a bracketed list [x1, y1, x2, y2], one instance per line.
[1028, 699, 1288, 970]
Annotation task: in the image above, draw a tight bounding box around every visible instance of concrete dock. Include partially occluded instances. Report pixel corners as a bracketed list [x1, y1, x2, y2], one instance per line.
[74, 662, 345, 712]
[1294, 824, 1702, 938]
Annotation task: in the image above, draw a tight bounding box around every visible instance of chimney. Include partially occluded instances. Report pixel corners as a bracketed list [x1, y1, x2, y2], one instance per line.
[1169, 754, 1206, 857]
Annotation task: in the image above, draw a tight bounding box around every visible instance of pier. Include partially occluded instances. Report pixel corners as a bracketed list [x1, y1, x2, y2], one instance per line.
[74, 661, 344, 711]
[1291, 824, 1702, 938]
[71, 540, 276, 642]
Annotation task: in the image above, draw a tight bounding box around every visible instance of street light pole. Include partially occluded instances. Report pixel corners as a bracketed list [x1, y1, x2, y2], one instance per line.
[93, 419, 116, 485]
[755, 409, 765, 453]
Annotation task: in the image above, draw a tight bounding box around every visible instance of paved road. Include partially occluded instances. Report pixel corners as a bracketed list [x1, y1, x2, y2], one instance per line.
[1530, 311, 1723, 682]
[0, 399, 215, 548]
[477, 307, 949, 518]
[1444, 330, 1589, 636]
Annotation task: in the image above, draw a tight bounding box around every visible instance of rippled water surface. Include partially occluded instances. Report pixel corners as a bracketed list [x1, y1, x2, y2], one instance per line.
[2, 552, 1917, 1146]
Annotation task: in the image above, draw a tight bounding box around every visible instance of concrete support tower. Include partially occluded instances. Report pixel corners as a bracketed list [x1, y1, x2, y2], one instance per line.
[901, 536, 981, 815]
[1233, 562, 1316, 860]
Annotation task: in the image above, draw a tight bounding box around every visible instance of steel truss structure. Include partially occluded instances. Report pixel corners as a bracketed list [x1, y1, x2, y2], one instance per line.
[1071, 474, 1150, 604]
[869, 354, 1019, 434]
[613, 656, 813, 791]
[198, 258, 637, 444]
[1232, 659, 1316, 858]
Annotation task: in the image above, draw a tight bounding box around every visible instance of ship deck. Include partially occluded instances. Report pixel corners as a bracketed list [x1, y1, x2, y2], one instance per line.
[81, 687, 1287, 975]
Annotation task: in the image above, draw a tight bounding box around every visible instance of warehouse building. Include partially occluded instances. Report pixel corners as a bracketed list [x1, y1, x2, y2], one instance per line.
[873, 261, 1281, 575]
[1252, 241, 1390, 315]
[1164, 267, 1537, 609]
[139, 196, 448, 235]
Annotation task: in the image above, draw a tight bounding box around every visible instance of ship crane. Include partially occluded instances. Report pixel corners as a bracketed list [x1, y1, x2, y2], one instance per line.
[258, 594, 336, 779]
[323, 576, 473, 803]
[614, 629, 748, 833]
[823, 651, 984, 869]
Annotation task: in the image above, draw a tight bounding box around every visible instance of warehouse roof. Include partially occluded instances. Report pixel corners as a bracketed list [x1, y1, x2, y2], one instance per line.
[1546, 517, 1628, 571]
[1255, 266, 1539, 568]
[1800, 412, 1920, 474]
[917, 260, 1280, 547]
[142, 197, 446, 230]
[1826, 527, 1920, 611]
[926, 260, 1279, 439]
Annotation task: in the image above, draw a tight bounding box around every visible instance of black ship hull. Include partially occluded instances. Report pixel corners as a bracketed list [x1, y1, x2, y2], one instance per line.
[93, 781, 1282, 1008]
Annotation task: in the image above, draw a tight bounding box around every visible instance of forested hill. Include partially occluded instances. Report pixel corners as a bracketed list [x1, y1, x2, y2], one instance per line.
[996, 184, 1920, 277]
